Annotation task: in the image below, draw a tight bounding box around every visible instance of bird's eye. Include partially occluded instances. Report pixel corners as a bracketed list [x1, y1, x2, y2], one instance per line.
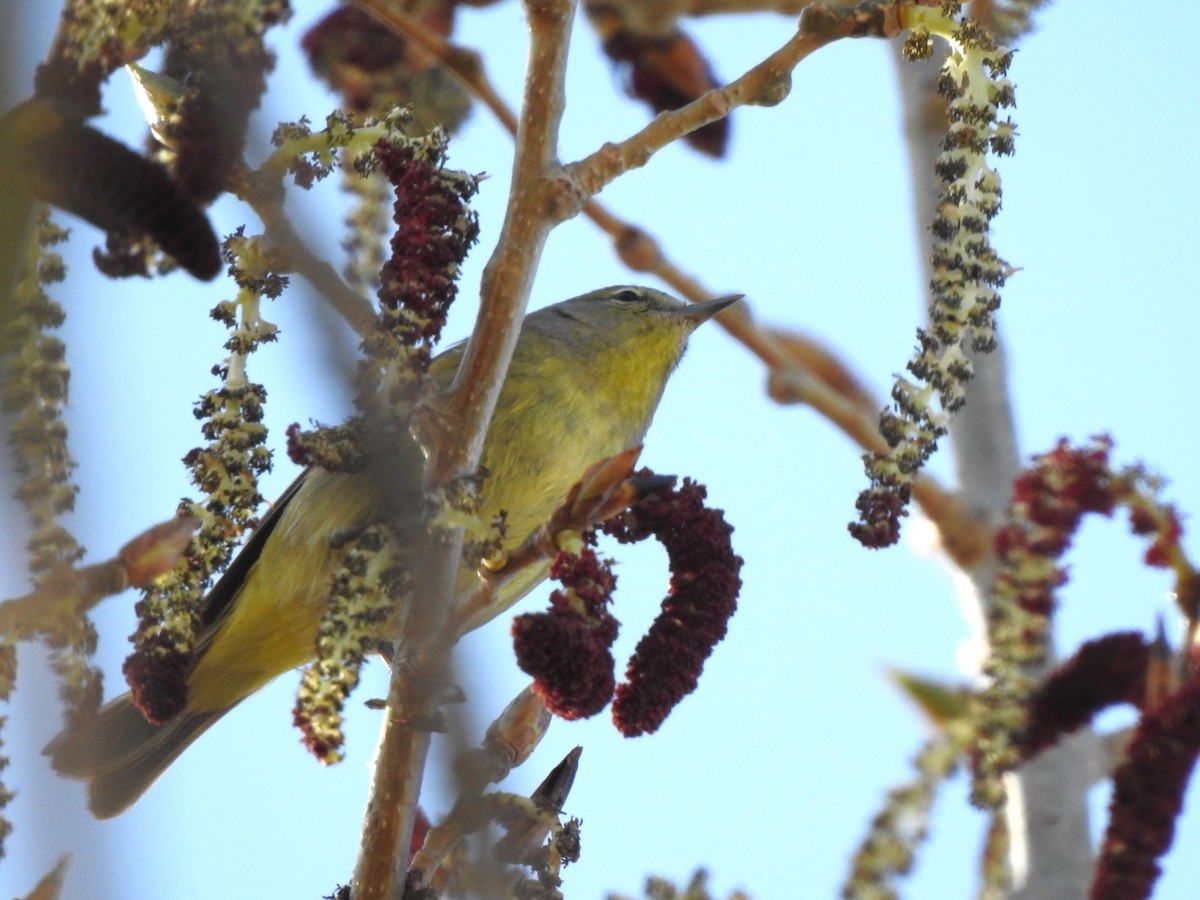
[613, 289, 641, 303]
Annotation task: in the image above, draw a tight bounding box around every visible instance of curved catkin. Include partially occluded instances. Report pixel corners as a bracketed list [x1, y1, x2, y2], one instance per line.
[16, 109, 220, 280]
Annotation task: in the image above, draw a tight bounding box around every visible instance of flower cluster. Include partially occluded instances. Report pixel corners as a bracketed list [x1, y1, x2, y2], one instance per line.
[278, 125, 478, 754]
[303, 4, 473, 298]
[294, 525, 406, 763]
[0, 212, 107, 738]
[842, 732, 966, 898]
[1009, 608, 1200, 899]
[0, 212, 86, 855]
[852, 4, 1015, 548]
[1092, 676, 1200, 899]
[359, 132, 480, 408]
[1127, 488, 1189, 580]
[972, 437, 1118, 804]
[603, 475, 742, 737]
[972, 436, 1196, 808]
[264, 118, 479, 425]
[285, 420, 369, 473]
[124, 232, 279, 723]
[1015, 631, 1150, 761]
[266, 110, 403, 189]
[1, 212, 79, 577]
[511, 474, 741, 734]
[993, 437, 1116, 616]
[512, 547, 619, 720]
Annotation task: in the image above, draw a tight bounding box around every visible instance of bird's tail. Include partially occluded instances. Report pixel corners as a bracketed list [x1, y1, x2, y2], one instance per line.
[44, 695, 226, 819]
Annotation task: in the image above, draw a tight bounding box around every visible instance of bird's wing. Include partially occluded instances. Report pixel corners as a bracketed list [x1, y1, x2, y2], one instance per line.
[196, 468, 311, 632]
[194, 342, 466, 642]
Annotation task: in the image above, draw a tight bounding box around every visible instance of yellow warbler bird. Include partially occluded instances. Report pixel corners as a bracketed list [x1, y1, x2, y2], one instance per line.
[46, 285, 739, 817]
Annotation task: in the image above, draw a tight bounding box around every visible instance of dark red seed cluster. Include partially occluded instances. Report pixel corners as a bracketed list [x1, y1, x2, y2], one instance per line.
[512, 548, 619, 720]
[994, 437, 1117, 617]
[1017, 631, 1149, 761]
[360, 139, 478, 403]
[122, 627, 193, 724]
[1091, 677, 1200, 900]
[375, 141, 477, 329]
[603, 474, 742, 737]
[510, 474, 741, 734]
[848, 478, 909, 549]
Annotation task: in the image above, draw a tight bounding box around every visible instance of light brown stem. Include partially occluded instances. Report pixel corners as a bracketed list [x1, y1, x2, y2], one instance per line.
[564, 1, 923, 197]
[556, 1, 931, 196]
[350, 2, 579, 896]
[563, 27, 815, 194]
[439, 0, 576, 479]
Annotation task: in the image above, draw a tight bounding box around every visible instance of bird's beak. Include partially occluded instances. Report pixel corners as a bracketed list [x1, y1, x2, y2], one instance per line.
[677, 293, 743, 324]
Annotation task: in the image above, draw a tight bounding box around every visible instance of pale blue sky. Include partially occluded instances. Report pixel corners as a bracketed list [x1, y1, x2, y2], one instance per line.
[5, 3, 1199, 899]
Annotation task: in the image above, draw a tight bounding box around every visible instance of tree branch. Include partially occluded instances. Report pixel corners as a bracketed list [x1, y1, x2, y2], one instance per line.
[439, 0, 577, 479]
[349, 2, 579, 896]
[561, 2, 917, 199]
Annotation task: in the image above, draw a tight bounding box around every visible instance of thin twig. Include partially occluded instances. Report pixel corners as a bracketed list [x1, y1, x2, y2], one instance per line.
[563, 1, 920, 199]
[0, 515, 198, 638]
